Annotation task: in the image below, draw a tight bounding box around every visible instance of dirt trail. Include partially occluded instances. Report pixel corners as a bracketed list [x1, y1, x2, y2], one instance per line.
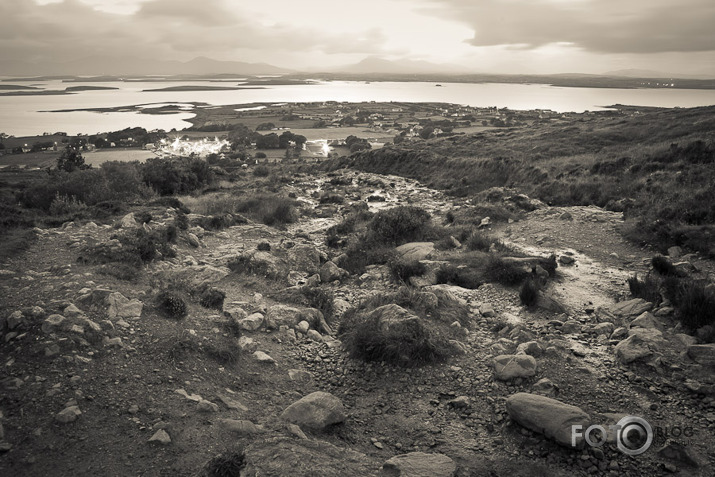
[1, 170, 714, 477]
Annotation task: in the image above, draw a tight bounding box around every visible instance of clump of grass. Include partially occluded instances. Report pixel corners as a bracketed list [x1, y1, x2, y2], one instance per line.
[464, 230, 494, 252]
[204, 341, 239, 365]
[257, 241, 271, 251]
[157, 290, 188, 319]
[663, 277, 715, 337]
[199, 287, 226, 310]
[520, 278, 541, 307]
[627, 273, 663, 305]
[201, 450, 246, 477]
[435, 264, 483, 289]
[48, 193, 88, 217]
[339, 304, 455, 366]
[339, 242, 396, 275]
[234, 194, 298, 226]
[651, 255, 679, 276]
[388, 258, 427, 283]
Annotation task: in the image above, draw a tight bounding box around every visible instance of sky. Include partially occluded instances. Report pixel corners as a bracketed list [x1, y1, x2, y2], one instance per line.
[2, 0, 715, 75]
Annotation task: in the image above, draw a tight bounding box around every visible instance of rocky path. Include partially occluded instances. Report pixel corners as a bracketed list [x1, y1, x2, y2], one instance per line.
[0, 170, 714, 476]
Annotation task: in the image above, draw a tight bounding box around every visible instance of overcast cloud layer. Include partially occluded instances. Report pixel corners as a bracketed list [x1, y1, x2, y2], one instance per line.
[2, 0, 714, 75]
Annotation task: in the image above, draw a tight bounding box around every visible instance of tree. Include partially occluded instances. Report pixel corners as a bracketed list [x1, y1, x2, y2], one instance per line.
[56, 146, 90, 172]
[419, 126, 434, 140]
[256, 133, 279, 149]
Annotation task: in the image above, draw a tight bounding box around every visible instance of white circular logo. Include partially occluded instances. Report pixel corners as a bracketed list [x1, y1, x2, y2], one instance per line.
[616, 416, 653, 456]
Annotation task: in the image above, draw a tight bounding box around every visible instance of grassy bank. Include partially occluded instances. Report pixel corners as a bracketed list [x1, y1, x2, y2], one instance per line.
[326, 106, 715, 256]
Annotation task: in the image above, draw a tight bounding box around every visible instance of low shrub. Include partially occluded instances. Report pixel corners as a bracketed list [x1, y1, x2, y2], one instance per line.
[483, 256, 529, 286]
[48, 193, 88, 217]
[663, 277, 715, 336]
[157, 290, 188, 319]
[651, 255, 679, 276]
[253, 165, 270, 177]
[367, 205, 431, 245]
[199, 287, 226, 310]
[234, 195, 298, 226]
[464, 230, 494, 252]
[388, 258, 427, 283]
[520, 278, 540, 307]
[257, 242, 271, 251]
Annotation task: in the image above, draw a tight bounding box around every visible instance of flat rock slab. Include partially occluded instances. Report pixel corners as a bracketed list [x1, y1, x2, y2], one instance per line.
[493, 354, 537, 380]
[608, 298, 653, 319]
[687, 344, 715, 367]
[380, 452, 456, 477]
[280, 391, 346, 431]
[238, 437, 377, 477]
[506, 392, 590, 447]
[395, 242, 435, 262]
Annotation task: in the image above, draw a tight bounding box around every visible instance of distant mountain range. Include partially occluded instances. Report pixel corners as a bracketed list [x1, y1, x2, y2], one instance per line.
[0, 56, 290, 77]
[325, 56, 472, 75]
[2, 55, 713, 81]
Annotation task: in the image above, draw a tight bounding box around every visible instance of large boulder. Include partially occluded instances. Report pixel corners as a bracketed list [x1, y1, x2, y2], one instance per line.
[493, 354, 537, 381]
[629, 311, 661, 330]
[106, 292, 143, 321]
[287, 245, 322, 275]
[319, 261, 349, 283]
[264, 305, 302, 329]
[379, 452, 456, 477]
[506, 393, 590, 447]
[394, 242, 435, 262]
[615, 328, 664, 364]
[280, 391, 346, 431]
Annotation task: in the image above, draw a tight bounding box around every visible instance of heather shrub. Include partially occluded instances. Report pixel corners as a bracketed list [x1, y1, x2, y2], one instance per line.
[388, 258, 427, 283]
[367, 205, 431, 245]
[157, 290, 188, 319]
[199, 287, 226, 310]
[520, 278, 540, 307]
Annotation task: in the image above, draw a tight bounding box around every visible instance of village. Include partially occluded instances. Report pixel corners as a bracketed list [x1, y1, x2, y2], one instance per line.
[0, 101, 620, 170]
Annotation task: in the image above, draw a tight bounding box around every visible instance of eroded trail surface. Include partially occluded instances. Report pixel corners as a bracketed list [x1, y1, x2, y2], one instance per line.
[0, 170, 714, 477]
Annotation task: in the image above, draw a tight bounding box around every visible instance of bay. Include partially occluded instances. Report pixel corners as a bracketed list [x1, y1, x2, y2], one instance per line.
[1, 79, 714, 136]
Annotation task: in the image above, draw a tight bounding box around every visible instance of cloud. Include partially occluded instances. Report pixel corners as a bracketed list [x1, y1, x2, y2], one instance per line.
[0, 0, 393, 64]
[425, 0, 715, 54]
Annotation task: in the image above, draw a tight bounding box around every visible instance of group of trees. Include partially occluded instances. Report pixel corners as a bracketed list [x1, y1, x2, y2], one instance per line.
[228, 123, 307, 151]
[345, 135, 372, 153]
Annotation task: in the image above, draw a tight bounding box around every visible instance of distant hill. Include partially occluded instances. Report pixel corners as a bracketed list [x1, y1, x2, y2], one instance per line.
[331, 57, 472, 75]
[604, 69, 714, 80]
[0, 56, 290, 77]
